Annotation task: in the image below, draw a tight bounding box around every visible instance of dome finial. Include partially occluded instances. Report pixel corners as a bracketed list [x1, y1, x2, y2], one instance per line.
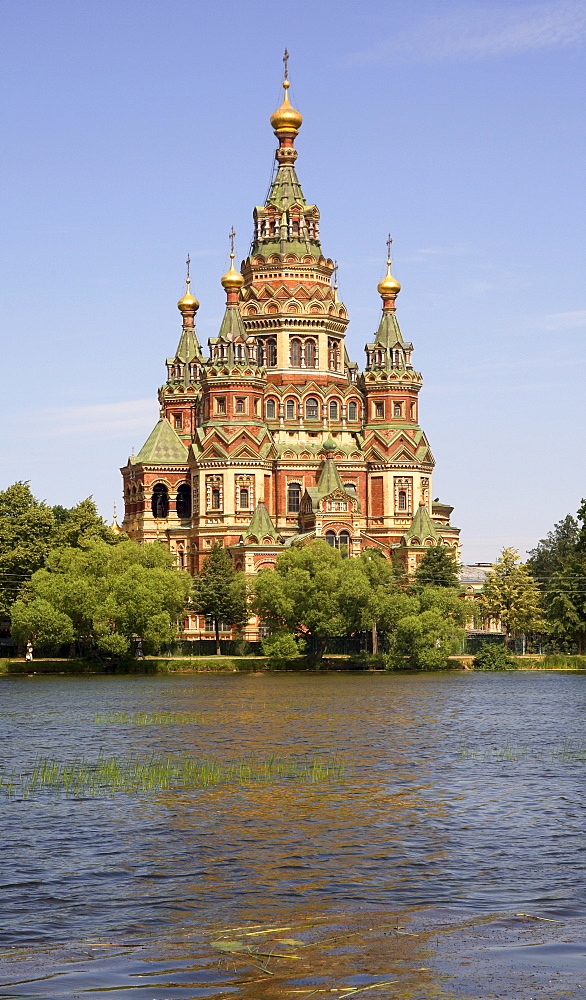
[221, 227, 245, 294]
[270, 49, 303, 136]
[377, 233, 401, 301]
[177, 253, 200, 315]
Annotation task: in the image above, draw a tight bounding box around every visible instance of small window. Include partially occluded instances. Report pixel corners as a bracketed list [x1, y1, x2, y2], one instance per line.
[266, 399, 276, 419]
[239, 488, 249, 508]
[325, 530, 337, 547]
[348, 401, 358, 420]
[211, 488, 221, 509]
[216, 397, 226, 414]
[394, 402, 402, 418]
[398, 491, 407, 510]
[267, 339, 277, 367]
[305, 397, 319, 420]
[290, 339, 301, 366]
[257, 343, 264, 366]
[410, 403, 416, 419]
[287, 483, 301, 513]
[304, 340, 316, 367]
[173, 412, 183, 430]
[329, 400, 338, 420]
[236, 399, 245, 414]
[375, 402, 384, 418]
[286, 399, 296, 419]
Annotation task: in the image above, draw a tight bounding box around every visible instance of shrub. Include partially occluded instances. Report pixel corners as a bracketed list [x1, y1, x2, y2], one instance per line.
[473, 644, 517, 671]
[261, 632, 303, 658]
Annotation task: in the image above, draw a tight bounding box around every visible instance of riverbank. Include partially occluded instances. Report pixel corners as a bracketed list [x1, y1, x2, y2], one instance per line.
[2, 653, 586, 674]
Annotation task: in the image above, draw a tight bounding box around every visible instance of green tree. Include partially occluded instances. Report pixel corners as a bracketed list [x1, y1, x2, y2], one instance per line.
[191, 543, 249, 655]
[413, 544, 460, 590]
[356, 549, 417, 653]
[480, 547, 547, 647]
[527, 513, 579, 589]
[52, 497, 124, 548]
[0, 484, 123, 617]
[390, 586, 467, 669]
[10, 539, 190, 658]
[0, 482, 57, 615]
[252, 541, 372, 662]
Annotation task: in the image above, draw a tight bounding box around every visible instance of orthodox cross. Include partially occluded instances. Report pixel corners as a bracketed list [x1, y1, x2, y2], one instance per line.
[283, 48, 289, 80]
[186, 253, 191, 282]
[228, 226, 236, 255]
[333, 260, 339, 286]
[386, 233, 393, 262]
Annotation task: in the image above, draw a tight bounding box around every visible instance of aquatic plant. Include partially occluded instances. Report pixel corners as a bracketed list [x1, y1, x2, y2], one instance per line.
[93, 711, 204, 725]
[0, 753, 345, 799]
[459, 743, 586, 763]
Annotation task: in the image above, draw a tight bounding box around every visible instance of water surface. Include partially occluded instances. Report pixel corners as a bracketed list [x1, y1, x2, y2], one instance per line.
[0, 671, 584, 997]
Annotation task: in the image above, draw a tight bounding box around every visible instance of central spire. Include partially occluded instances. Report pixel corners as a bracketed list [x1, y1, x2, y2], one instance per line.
[250, 53, 321, 257]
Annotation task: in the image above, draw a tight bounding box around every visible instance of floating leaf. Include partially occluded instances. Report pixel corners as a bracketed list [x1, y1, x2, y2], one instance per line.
[212, 939, 247, 952]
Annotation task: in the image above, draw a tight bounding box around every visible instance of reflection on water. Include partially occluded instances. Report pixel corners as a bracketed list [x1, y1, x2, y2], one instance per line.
[0, 671, 584, 996]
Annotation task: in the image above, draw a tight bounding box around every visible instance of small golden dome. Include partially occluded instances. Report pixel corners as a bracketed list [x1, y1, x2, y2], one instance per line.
[377, 260, 401, 298]
[221, 253, 245, 291]
[177, 279, 199, 314]
[270, 80, 303, 134]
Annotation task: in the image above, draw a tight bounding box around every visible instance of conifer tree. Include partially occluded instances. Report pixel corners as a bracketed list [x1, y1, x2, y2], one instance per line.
[191, 543, 248, 655]
[413, 544, 460, 590]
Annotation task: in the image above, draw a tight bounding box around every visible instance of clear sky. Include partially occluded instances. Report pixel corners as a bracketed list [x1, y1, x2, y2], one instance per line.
[1, 0, 584, 563]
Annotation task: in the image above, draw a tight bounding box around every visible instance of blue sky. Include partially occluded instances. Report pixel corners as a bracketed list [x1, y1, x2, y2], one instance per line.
[1, 0, 584, 562]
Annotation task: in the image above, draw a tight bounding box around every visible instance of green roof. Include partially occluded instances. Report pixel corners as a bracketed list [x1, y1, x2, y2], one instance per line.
[217, 303, 247, 343]
[133, 418, 188, 465]
[174, 324, 203, 365]
[374, 309, 406, 349]
[402, 504, 441, 544]
[317, 454, 344, 496]
[243, 501, 279, 543]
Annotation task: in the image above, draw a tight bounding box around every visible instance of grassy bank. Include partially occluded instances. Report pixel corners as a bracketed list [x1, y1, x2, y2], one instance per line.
[3, 653, 586, 675]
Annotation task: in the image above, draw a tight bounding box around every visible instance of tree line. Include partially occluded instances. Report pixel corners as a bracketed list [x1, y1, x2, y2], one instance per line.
[3, 480, 586, 663]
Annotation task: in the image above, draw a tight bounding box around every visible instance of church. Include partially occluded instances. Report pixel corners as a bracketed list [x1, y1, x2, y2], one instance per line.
[121, 67, 460, 640]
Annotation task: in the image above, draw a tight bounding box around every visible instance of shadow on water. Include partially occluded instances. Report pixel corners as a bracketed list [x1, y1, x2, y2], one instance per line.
[0, 671, 585, 997]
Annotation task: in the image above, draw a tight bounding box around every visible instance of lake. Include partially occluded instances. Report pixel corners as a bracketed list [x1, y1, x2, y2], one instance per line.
[0, 671, 584, 998]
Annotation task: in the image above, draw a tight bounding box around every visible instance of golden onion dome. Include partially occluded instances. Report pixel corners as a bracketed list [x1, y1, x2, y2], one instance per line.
[377, 260, 401, 298]
[221, 253, 245, 291]
[177, 279, 199, 314]
[270, 80, 303, 133]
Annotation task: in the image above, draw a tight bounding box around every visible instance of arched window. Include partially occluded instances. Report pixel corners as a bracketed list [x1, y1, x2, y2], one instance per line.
[267, 339, 277, 367]
[239, 488, 249, 508]
[305, 397, 319, 420]
[338, 531, 351, 556]
[286, 398, 296, 419]
[176, 483, 191, 518]
[236, 398, 245, 414]
[329, 400, 338, 420]
[211, 488, 221, 510]
[151, 483, 169, 518]
[287, 483, 301, 513]
[375, 402, 384, 418]
[348, 401, 358, 420]
[394, 402, 402, 418]
[290, 339, 301, 366]
[256, 342, 264, 366]
[325, 530, 337, 547]
[398, 491, 407, 510]
[266, 399, 276, 418]
[304, 340, 316, 367]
